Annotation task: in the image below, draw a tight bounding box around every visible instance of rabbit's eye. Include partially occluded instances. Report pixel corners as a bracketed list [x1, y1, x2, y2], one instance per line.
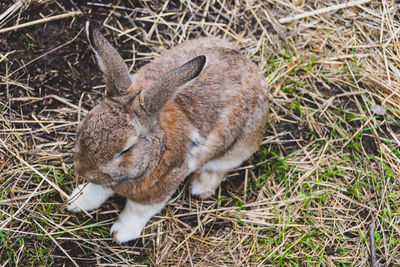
[119, 144, 135, 156]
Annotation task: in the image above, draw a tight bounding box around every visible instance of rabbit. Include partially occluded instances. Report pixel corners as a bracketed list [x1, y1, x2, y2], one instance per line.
[66, 21, 269, 244]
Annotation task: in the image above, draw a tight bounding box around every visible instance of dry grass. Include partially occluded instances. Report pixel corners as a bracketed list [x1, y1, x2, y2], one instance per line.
[1, 0, 400, 266]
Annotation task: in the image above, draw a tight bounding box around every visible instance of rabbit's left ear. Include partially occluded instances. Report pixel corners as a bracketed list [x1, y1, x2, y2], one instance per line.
[86, 21, 132, 97]
[139, 55, 206, 115]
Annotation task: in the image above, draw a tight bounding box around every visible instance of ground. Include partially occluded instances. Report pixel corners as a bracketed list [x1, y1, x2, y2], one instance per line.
[1, 0, 399, 266]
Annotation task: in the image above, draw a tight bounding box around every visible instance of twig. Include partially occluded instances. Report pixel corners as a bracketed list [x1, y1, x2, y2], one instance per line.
[0, 10, 82, 34]
[0, 1, 23, 27]
[279, 0, 373, 23]
[370, 223, 377, 267]
[86, 2, 143, 12]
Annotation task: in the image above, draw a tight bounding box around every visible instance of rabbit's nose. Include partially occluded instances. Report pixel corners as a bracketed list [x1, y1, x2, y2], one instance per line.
[74, 158, 89, 177]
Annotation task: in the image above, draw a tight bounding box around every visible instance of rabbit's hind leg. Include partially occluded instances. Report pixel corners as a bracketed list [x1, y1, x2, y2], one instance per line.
[191, 170, 226, 199]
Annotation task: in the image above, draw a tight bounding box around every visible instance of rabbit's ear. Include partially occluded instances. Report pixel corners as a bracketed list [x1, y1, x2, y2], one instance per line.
[86, 21, 132, 96]
[139, 55, 206, 115]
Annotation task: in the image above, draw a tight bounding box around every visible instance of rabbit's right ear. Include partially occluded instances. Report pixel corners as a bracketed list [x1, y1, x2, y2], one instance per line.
[139, 55, 206, 115]
[86, 21, 132, 97]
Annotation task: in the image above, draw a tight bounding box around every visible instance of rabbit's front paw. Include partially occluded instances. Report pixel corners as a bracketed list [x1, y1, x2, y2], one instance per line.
[110, 219, 144, 244]
[110, 199, 168, 243]
[66, 183, 114, 212]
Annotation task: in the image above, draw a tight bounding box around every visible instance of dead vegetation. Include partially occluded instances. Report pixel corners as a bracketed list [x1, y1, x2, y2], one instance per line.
[1, 0, 399, 266]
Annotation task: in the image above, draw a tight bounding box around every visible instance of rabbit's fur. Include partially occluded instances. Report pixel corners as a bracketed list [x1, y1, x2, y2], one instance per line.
[67, 22, 268, 243]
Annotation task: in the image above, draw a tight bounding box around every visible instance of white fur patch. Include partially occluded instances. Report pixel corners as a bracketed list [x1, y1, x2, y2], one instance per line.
[110, 198, 168, 243]
[66, 183, 114, 212]
[187, 129, 204, 172]
[191, 128, 202, 144]
[187, 157, 198, 173]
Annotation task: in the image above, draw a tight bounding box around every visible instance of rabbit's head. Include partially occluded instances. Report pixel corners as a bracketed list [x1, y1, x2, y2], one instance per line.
[74, 22, 206, 186]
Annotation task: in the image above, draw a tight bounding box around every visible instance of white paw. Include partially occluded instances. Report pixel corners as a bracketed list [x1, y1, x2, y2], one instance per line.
[110, 219, 144, 244]
[109, 199, 168, 243]
[66, 183, 114, 212]
[66, 184, 88, 212]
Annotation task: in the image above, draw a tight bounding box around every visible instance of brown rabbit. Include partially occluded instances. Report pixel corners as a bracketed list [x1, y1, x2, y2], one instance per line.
[67, 22, 268, 243]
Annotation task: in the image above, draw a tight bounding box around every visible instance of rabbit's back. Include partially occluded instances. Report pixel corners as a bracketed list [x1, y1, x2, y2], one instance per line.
[131, 38, 267, 136]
